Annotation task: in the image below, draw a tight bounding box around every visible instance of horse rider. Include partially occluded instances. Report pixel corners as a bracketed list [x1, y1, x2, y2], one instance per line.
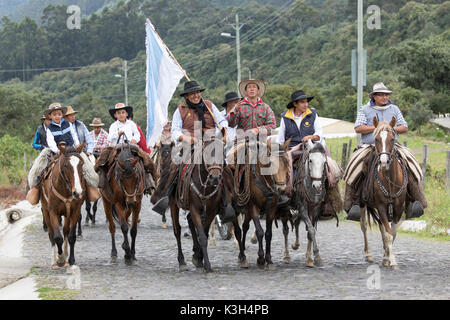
[226, 79, 289, 206]
[221, 91, 240, 148]
[343, 82, 427, 221]
[64, 106, 95, 157]
[278, 89, 343, 217]
[32, 114, 51, 151]
[95, 103, 155, 194]
[27, 103, 99, 203]
[127, 109, 151, 154]
[150, 80, 235, 222]
[89, 117, 109, 158]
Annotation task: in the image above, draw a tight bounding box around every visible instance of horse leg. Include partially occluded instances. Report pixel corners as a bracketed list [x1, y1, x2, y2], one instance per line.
[130, 201, 141, 261]
[282, 218, 290, 264]
[68, 211, 79, 266]
[170, 199, 186, 270]
[85, 199, 91, 225]
[378, 214, 398, 270]
[299, 207, 320, 267]
[50, 212, 65, 266]
[292, 217, 300, 250]
[209, 217, 216, 246]
[187, 212, 203, 268]
[191, 208, 212, 273]
[233, 215, 242, 248]
[77, 212, 82, 238]
[311, 207, 323, 267]
[360, 206, 373, 262]
[161, 212, 167, 229]
[118, 206, 132, 261]
[264, 216, 274, 267]
[250, 231, 258, 244]
[92, 199, 98, 224]
[232, 216, 247, 268]
[251, 205, 265, 266]
[103, 200, 117, 260]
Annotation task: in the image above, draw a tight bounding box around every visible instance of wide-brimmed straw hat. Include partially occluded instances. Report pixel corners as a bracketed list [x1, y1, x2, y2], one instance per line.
[64, 106, 78, 116]
[179, 81, 206, 96]
[369, 82, 393, 98]
[44, 102, 67, 118]
[287, 90, 314, 109]
[108, 103, 133, 120]
[238, 79, 266, 98]
[90, 118, 105, 127]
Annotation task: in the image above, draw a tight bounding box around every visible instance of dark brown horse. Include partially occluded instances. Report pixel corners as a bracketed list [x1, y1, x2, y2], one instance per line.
[151, 141, 174, 228]
[100, 144, 155, 262]
[169, 136, 236, 273]
[360, 117, 407, 269]
[40, 142, 86, 269]
[231, 139, 291, 268]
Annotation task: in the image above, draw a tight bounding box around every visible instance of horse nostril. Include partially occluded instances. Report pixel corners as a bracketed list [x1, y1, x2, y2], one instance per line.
[73, 191, 79, 199]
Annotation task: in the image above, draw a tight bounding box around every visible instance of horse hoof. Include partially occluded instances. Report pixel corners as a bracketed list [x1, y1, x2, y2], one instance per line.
[292, 244, 299, 251]
[192, 257, 203, 268]
[267, 263, 275, 271]
[63, 262, 70, 268]
[77, 235, 83, 240]
[283, 256, 290, 264]
[179, 264, 189, 272]
[257, 257, 265, 266]
[110, 257, 117, 263]
[250, 237, 257, 244]
[240, 259, 249, 269]
[162, 223, 167, 229]
[314, 258, 323, 267]
[390, 265, 399, 270]
[306, 260, 314, 268]
[365, 256, 374, 263]
[209, 240, 216, 246]
[382, 259, 390, 267]
[51, 264, 60, 270]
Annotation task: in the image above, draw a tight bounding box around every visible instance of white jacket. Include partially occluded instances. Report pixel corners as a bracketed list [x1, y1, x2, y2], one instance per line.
[108, 119, 141, 146]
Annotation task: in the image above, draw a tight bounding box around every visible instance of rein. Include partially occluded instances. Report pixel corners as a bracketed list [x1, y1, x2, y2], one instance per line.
[297, 149, 327, 206]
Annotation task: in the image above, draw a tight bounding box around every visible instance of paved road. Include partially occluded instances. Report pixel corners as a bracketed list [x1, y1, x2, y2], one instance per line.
[23, 195, 449, 300]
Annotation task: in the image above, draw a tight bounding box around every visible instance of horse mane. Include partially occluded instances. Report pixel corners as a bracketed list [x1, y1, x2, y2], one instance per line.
[373, 121, 392, 137]
[310, 141, 325, 154]
[63, 146, 80, 156]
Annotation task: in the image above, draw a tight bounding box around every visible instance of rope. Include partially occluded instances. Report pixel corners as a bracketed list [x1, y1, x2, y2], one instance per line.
[234, 139, 251, 208]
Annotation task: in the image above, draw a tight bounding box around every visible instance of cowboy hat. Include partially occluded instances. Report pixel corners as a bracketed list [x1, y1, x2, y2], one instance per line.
[108, 103, 133, 120]
[40, 114, 49, 121]
[221, 92, 241, 108]
[238, 79, 266, 98]
[44, 102, 67, 118]
[90, 118, 105, 127]
[369, 82, 392, 98]
[179, 81, 205, 96]
[287, 90, 314, 109]
[64, 105, 78, 116]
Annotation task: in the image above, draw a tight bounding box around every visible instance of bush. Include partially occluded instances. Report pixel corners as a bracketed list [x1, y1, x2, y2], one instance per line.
[0, 134, 36, 185]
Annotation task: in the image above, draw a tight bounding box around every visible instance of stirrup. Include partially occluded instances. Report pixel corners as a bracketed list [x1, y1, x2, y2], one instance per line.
[406, 201, 424, 219]
[152, 196, 169, 215]
[277, 194, 290, 206]
[220, 204, 236, 223]
[346, 205, 361, 221]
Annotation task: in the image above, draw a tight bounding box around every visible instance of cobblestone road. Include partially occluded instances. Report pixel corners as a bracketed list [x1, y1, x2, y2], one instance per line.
[23, 195, 449, 300]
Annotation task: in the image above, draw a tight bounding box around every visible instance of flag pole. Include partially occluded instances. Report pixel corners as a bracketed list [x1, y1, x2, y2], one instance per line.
[146, 19, 190, 81]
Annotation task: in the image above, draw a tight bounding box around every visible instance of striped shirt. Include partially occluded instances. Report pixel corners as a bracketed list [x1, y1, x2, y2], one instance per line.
[227, 97, 276, 135]
[89, 129, 109, 153]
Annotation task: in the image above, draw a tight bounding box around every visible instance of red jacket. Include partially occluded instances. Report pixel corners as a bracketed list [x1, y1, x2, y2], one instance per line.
[136, 125, 151, 154]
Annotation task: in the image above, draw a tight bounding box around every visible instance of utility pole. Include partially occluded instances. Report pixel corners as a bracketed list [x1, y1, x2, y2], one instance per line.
[222, 14, 245, 93]
[115, 60, 131, 105]
[357, 0, 363, 115]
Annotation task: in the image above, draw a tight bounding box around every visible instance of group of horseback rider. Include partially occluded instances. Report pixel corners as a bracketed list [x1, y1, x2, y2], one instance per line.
[28, 79, 426, 224]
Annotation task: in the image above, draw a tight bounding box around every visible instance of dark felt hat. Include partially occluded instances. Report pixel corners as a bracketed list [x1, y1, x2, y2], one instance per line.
[221, 92, 240, 107]
[180, 81, 205, 96]
[109, 103, 133, 120]
[287, 90, 314, 109]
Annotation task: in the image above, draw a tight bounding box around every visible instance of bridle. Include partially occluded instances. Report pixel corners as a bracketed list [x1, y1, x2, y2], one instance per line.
[115, 146, 145, 205]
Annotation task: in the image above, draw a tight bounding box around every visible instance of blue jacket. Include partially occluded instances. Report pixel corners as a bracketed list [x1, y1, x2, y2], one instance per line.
[48, 119, 75, 148]
[281, 107, 317, 148]
[32, 124, 48, 150]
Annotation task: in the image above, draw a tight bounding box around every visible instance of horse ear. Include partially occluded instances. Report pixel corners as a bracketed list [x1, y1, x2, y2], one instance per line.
[76, 142, 85, 153]
[58, 141, 66, 153]
[307, 139, 314, 150]
[373, 117, 379, 128]
[389, 116, 396, 128]
[282, 138, 291, 151]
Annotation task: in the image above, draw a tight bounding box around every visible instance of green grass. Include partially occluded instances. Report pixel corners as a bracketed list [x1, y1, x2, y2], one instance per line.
[36, 287, 78, 300]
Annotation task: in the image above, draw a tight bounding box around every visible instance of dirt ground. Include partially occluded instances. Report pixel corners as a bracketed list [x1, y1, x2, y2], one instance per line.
[0, 187, 26, 210]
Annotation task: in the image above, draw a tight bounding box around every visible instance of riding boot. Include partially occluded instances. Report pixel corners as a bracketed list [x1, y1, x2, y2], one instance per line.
[344, 183, 361, 221]
[218, 187, 236, 223]
[405, 176, 427, 220]
[97, 167, 107, 189]
[151, 164, 178, 215]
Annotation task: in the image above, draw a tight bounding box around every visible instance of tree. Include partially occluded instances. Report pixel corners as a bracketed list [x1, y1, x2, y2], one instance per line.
[407, 101, 434, 135]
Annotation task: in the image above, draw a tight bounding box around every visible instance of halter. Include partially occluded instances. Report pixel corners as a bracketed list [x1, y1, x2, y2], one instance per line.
[115, 149, 145, 206]
[297, 144, 327, 206]
[374, 127, 396, 166]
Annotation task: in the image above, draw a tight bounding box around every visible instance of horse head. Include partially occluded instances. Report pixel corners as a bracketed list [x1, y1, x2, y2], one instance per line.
[57, 142, 85, 200]
[305, 139, 327, 193]
[202, 135, 225, 187]
[116, 147, 143, 207]
[373, 116, 396, 170]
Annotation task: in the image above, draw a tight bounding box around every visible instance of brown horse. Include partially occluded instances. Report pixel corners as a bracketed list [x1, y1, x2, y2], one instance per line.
[40, 142, 86, 269]
[100, 144, 155, 262]
[232, 139, 291, 268]
[360, 117, 407, 269]
[169, 136, 236, 273]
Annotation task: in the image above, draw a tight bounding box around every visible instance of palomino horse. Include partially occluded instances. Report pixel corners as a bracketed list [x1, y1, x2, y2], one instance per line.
[151, 142, 174, 228]
[100, 144, 153, 262]
[170, 136, 237, 273]
[360, 117, 408, 270]
[290, 140, 329, 267]
[231, 139, 291, 268]
[40, 142, 86, 269]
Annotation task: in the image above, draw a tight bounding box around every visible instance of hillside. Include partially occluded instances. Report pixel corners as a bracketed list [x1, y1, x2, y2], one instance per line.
[0, 0, 449, 143]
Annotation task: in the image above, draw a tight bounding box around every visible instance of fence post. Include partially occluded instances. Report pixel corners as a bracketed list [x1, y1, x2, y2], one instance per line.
[23, 152, 27, 172]
[341, 143, 348, 168]
[446, 151, 450, 188]
[347, 139, 352, 162]
[422, 145, 428, 188]
[403, 140, 407, 147]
